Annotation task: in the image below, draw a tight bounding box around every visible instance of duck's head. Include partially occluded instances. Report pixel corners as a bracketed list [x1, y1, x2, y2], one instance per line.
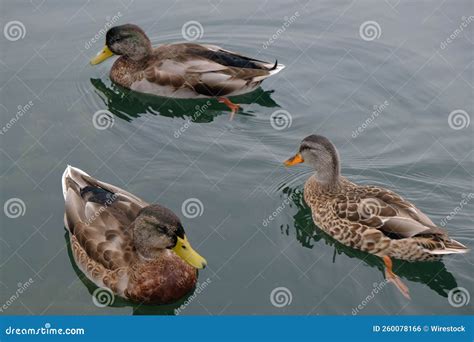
[132, 204, 207, 269]
[90, 24, 152, 65]
[284, 134, 341, 187]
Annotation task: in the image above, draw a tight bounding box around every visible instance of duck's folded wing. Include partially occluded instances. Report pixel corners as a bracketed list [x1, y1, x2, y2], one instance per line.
[336, 187, 442, 239]
[195, 44, 279, 70]
[335, 186, 468, 254]
[144, 43, 285, 97]
[63, 166, 147, 270]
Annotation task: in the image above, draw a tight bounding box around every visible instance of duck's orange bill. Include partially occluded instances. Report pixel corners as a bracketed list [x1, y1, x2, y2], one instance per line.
[284, 153, 304, 166]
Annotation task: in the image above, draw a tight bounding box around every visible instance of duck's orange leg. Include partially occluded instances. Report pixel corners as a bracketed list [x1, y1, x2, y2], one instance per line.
[218, 97, 240, 120]
[383, 255, 411, 300]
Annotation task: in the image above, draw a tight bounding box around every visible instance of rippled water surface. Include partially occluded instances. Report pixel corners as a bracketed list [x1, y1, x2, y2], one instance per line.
[1, 0, 473, 315]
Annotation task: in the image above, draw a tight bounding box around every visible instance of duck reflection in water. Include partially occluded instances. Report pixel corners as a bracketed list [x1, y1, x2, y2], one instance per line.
[90, 78, 281, 123]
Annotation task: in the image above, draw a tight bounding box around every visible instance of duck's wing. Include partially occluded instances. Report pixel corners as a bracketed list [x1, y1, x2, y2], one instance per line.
[336, 186, 468, 253]
[192, 44, 281, 71]
[143, 43, 285, 97]
[62, 166, 148, 270]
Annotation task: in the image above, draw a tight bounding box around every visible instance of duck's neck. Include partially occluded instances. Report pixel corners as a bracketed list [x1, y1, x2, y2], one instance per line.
[127, 41, 152, 62]
[316, 172, 341, 192]
[135, 243, 162, 260]
[313, 156, 341, 192]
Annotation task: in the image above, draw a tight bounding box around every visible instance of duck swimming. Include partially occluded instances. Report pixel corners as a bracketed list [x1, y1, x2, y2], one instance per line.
[62, 166, 206, 304]
[90, 24, 285, 118]
[284, 135, 469, 299]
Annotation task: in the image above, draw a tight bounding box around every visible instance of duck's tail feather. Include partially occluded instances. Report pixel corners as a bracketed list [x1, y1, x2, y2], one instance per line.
[268, 60, 285, 75]
[428, 238, 469, 255]
[62, 165, 91, 200]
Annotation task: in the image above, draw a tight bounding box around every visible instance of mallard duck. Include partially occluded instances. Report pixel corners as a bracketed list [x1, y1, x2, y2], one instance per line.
[61, 166, 206, 304]
[90, 24, 285, 118]
[284, 135, 469, 299]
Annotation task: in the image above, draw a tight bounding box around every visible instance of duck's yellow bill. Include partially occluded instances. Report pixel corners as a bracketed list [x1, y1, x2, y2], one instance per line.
[284, 153, 304, 166]
[172, 235, 207, 269]
[90, 46, 114, 65]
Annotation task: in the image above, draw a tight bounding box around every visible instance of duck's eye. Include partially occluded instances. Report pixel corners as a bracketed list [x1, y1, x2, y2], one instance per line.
[110, 37, 122, 44]
[182, 245, 187, 249]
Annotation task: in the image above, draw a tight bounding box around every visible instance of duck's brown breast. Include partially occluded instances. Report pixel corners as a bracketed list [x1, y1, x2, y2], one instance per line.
[125, 250, 197, 304]
[110, 57, 146, 88]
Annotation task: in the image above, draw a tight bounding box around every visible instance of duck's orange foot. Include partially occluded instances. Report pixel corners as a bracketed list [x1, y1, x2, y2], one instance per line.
[383, 255, 411, 300]
[218, 97, 240, 120]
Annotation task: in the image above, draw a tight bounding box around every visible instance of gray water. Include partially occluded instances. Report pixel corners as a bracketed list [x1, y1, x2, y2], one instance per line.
[1, 0, 473, 316]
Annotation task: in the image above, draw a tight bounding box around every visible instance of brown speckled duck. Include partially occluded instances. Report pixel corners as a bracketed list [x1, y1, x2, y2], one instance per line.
[90, 24, 285, 118]
[62, 166, 206, 304]
[284, 135, 469, 299]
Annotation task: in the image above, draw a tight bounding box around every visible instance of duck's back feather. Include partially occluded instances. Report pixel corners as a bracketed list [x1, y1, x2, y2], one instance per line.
[62, 166, 147, 270]
[62, 166, 198, 303]
[114, 43, 285, 98]
[306, 177, 469, 259]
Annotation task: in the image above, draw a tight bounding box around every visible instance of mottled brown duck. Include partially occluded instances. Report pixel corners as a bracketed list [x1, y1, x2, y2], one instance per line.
[284, 135, 468, 299]
[90, 24, 285, 119]
[62, 166, 206, 304]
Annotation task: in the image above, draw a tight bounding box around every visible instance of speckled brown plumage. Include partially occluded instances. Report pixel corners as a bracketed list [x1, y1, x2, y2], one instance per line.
[304, 176, 467, 261]
[288, 135, 469, 262]
[62, 166, 197, 304]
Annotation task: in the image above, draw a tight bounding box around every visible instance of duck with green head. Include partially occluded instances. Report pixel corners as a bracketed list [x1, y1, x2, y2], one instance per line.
[91, 24, 285, 118]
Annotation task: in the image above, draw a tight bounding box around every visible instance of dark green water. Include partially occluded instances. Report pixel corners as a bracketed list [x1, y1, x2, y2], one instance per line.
[1, 0, 473, 316]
